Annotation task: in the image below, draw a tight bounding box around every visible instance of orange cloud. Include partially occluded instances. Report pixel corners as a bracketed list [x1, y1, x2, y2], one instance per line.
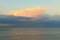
[6, 7, 46, 18]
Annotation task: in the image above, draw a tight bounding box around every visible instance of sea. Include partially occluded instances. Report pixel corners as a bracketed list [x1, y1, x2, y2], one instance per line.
[0, 27, 60, 40]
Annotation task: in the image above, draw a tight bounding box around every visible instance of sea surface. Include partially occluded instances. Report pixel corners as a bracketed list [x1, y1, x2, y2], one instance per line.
[0, 27, 60, 40]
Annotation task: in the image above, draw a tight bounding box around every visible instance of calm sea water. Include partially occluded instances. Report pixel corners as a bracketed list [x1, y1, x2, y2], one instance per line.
[0, 27, 60, 40]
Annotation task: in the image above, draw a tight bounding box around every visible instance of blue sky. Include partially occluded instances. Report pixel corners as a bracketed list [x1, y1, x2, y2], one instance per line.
[0, 0, 60, 14]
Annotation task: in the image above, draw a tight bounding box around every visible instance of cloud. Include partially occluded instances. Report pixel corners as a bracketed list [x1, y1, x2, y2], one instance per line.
[6, 7, 46, 18]
[0, 14, 60, 27]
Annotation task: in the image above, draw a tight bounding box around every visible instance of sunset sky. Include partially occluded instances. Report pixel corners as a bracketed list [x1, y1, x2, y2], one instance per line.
[0, 0, 60, 15]
[0, 1, 60, 40]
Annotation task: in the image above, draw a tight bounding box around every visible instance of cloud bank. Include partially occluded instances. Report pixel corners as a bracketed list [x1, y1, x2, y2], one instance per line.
[0, 14, 60, 27]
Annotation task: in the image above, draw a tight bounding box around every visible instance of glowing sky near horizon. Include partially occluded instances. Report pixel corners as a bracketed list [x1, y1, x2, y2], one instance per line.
[6, 8, 46, 17]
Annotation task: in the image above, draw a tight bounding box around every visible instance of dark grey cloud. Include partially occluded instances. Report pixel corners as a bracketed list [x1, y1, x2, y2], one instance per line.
[0, 14, 60, 27]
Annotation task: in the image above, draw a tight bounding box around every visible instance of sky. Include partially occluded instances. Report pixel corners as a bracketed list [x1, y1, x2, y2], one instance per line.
[0, 0, 60, 15]
[0, 0, 60, 27]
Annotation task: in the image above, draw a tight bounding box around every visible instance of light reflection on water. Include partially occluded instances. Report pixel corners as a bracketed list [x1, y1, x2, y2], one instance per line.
[0, 27, 60, 40]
